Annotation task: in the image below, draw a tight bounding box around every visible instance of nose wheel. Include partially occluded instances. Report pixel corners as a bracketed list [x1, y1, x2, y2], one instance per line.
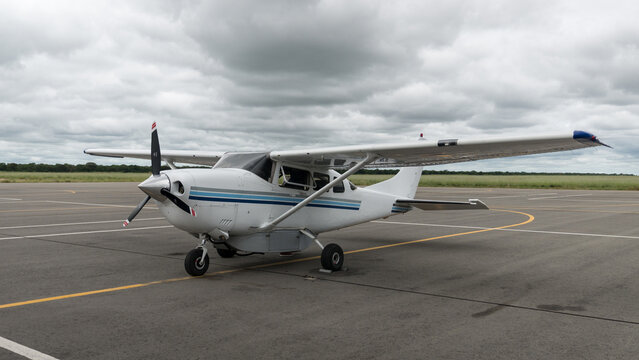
[185, 235, 212, 276]
[185, 247, 209, 276]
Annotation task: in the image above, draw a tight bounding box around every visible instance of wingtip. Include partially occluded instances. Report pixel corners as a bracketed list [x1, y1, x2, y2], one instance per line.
[573, 130, 611, 148]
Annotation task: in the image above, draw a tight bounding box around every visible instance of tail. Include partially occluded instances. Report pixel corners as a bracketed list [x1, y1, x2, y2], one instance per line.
[366, 166, 422, 199]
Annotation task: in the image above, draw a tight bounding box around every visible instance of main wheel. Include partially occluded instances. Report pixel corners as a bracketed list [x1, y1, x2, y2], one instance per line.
[185, 248, 209, 276]
[216, 248, 237, 258]
[321, 243, 344, 271]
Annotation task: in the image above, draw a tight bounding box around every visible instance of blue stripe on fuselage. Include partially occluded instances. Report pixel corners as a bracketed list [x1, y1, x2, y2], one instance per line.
[189, 190, 360, 211]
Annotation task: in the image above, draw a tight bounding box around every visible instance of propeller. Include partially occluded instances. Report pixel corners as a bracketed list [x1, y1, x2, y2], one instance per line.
[123, 195, 151, 227]
[151, 121, 161, 176]
[161, 188, 197, 216]
[122, 122, 196, 227]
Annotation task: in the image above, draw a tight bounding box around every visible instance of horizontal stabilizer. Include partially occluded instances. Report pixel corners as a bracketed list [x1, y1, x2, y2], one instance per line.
[395, 198, 488, 211]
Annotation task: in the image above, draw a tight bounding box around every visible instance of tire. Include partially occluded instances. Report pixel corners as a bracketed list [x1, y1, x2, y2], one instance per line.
[216, 248, 237, 258]
[185, 248, 209, 276]
[321, 243, 344, 271]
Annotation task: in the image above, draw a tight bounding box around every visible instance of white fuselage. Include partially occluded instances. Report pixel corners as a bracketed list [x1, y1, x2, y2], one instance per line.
[154, 168, 409, 243]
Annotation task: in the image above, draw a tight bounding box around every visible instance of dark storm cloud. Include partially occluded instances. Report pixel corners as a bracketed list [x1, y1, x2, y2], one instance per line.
[0, 0, 637, 173]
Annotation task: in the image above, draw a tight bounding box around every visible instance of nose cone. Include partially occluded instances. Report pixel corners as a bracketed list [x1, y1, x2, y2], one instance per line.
[138, 174, 170, 200]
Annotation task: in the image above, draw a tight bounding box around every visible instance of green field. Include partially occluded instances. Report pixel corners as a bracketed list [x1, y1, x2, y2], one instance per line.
[0, 172, 150, 183]
[1, 171, 637, 190]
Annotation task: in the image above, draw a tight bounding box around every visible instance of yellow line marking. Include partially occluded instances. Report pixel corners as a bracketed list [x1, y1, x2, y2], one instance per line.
[0, 209, 533, 310]
[64, 190, 77, 194]
[0, 277, 191, 309]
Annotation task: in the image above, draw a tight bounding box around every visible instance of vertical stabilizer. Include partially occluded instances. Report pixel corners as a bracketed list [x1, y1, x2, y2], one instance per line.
[366, 166, 422, 199]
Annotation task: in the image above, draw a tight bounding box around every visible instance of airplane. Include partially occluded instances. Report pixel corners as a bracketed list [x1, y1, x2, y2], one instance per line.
[84, 124, 609, 276]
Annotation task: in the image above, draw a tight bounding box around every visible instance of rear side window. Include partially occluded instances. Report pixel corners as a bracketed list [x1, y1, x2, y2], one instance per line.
[333, 180, 345, 193]
[313, 173, 330, 190]
[279, 166, 311, 190]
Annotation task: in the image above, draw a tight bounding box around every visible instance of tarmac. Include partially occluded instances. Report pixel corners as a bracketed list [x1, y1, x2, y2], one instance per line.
[1, 182, 639, 359]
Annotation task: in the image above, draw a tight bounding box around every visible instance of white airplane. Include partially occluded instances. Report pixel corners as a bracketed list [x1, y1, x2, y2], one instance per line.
[84, 124, 608, 276]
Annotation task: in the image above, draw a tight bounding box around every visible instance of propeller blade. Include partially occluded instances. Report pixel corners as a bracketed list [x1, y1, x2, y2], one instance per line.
[161, 188, 196, 217]
[151, 122, 161, 176]
[123, 195, 151, 227]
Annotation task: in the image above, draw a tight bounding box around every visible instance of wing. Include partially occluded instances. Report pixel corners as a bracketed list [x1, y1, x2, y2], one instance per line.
[83, 149, 224, 166]
[270, 130, 609, 169]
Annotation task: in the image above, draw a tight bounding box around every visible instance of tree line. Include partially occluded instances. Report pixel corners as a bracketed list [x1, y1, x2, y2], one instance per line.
[0, 162, 161, 173]
[0, 162, 630, 176]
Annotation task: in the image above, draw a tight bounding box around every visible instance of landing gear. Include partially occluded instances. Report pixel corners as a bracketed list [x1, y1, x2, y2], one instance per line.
[321, 243, 344, 271]
[185, 247, 209, 276]
[216, 248, 237, 258]
[301, 229, 345, 272]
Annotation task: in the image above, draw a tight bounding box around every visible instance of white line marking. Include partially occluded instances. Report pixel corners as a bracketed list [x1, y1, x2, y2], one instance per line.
[528, 194, 592, 200]
[527, 198, 639, 204]
[0, 335, 59, 360]
[0, 201, 54, 204]
[0, 198, 21, 201]
[0, 225, 175, 241]
[372, 220, 639, 240]
[481, 193, 558, 199]
[43, 200, 143, 208]
[0, 217, 165, 230]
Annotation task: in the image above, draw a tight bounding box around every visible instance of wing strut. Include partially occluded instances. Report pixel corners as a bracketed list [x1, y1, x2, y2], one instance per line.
[259, 153, 379, 231]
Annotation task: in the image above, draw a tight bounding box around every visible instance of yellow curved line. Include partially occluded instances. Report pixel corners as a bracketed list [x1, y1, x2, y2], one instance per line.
[346, 209, 534, 254]
[0, 209, 534, 310]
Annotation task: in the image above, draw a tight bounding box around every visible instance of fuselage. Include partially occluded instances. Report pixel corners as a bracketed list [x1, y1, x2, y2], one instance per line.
[154, 168, 409, 238]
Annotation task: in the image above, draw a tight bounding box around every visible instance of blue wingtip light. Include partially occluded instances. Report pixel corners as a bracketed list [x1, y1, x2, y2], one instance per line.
[573, 130, 612, 148]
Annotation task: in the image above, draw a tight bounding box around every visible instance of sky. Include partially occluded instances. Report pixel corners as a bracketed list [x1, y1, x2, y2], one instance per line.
[0, 0, 638, 174]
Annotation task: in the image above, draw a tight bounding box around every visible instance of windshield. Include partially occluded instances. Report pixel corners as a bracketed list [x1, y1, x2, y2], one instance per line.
[213, 152, 273, 181]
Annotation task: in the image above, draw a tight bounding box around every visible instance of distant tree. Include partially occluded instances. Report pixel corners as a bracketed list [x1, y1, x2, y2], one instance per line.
[85, 162, 98, 172]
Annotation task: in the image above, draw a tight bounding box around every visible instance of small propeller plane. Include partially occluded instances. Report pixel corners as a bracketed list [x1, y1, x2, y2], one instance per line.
[84, 124, 608, 276]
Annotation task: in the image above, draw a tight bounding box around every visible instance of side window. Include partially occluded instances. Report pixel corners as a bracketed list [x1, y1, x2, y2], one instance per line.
[333, 179, 345, 193]
[279, 166, 311, 191]
[313, 172, 330, 190]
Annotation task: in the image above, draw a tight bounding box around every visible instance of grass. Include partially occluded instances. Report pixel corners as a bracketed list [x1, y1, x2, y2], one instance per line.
[1, 172, 637, 190]
[0, 172, 150, 183]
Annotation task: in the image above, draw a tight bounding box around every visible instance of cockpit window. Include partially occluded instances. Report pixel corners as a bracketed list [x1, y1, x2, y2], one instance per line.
[213, 152, 273, 181]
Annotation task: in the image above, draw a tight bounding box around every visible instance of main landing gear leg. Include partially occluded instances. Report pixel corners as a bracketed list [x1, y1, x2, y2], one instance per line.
[301, 229, 344, 273]
[185, 235, 210, 276]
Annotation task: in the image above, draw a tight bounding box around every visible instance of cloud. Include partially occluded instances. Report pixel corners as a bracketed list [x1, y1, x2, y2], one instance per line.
[0, 0, 637, 174]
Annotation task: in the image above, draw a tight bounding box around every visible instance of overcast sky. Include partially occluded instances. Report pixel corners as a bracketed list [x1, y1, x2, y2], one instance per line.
[1, 0, 637, 173]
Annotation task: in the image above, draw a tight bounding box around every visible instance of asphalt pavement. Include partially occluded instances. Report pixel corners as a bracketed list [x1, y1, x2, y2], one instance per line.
[1, 182, 639, 359]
